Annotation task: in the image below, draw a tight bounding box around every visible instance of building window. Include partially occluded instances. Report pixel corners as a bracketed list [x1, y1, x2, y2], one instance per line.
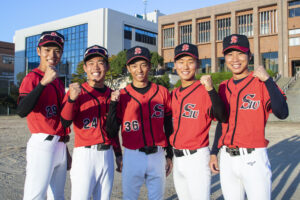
[197, 21, 210, 43]
[135, 28, 157, 45]
[289, 37, 300, 46]
[25, 24, 88, 74]
[180, 24, 192, 44]
[163, 28, 175, 48]
[124, 25, 132, 40]
[289, 28, 300, 35]
[289, 0, 300, 17]
[237, 14, 253, 36]
[217, 18, 231, 41]
[2, 56, 14, 64]
[259, 10, 277, 35]
[199, 59, 211, 73]
[262, 52, 278, 73]
[217, 57, 226, 72]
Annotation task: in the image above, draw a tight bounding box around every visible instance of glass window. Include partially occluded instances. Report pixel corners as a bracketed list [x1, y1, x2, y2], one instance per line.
[163, 27, 174, 48]
[260, 10, 277, 35]
[237, 14, 253, 36]
[289, 0, 300, 6]
[217, 18, 231, 41]
[180, 24, 192, 44]
[124, 25, 132, 40]
[197, 21, 210, 43]
[262, 52, 278, 73]
[289, 7, 300, 17]
[199, 59, 211, 73]
[135, 27, 157, 45]
[289, 37, 300, 46]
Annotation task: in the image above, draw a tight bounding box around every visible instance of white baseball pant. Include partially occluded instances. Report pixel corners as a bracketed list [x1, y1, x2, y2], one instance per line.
[122, 147, 166, 200]
[23, 133, 67, 200]
[220, 146, 272, 200]
[173, 147, 211, 200]
[70, 145, 114, 200]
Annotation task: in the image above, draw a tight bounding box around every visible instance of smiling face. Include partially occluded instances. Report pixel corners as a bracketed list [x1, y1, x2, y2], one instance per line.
[175, 55, 197, 87]
[84, 56, 108, 88]
[127, 59, 150, 87]
[37, 45, 62, 71]
[224, 50, 251, 80]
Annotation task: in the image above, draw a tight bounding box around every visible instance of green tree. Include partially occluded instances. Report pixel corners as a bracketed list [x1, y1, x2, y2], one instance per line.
[71, 61, 86, 84]
[110, 50, 127, 75]
[16, 71, 27, 86]
[150, 52, 164, 75]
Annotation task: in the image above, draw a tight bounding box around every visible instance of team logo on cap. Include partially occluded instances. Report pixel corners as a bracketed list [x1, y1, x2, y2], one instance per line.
[50, 32, 57, 36]
[230, 36, 238, 44]
[134, 47, 142, 55]
[182, 44, 189, 51]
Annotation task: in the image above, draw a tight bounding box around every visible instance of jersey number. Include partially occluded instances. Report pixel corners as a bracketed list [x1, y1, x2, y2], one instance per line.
[124, 120, 139, 132]
[83, 117, 98, 129]
[46, 105, 57, 118]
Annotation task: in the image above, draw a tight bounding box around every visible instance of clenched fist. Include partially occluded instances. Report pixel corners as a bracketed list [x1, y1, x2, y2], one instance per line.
[69, 82, 81, 101]
[253, 65, 270, 82]
[111, 90, 120, 102]
[40, 66, 58, 86]
[200, 75, 214, 91]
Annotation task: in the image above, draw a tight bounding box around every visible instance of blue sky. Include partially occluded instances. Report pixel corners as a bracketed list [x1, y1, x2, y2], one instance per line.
[0, 0, 234, 43]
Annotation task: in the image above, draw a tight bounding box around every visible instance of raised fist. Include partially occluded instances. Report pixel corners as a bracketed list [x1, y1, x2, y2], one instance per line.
[40, 66, 58, 86]
[253, 65, 270, 82]
[111, 90, 120, 102]
[69, 82, 81, 101]
[200, 75, 214, 91]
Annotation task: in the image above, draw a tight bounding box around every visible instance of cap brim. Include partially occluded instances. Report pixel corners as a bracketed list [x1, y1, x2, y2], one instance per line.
[84, 53, 108, 62]
[223, 45, 249, 54]
[38, 41, 63, 49]
[174, 52, 198, 60]
[126, 56, 150, 65]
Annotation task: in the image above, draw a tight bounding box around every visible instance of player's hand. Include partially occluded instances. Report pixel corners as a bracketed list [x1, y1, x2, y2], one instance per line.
[116, 155, 123, 173]
[209, 154, 219, 174]
[253, 65, 270, 82]
[40, 66, 58, 86]
[111, 90, 120, 102]
[69, 83, 81, 101]
[165, 158, 173, 177]
[200, 75, 214, 91]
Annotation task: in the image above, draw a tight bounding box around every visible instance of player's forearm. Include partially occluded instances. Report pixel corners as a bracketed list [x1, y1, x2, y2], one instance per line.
[264, 78, 289, 119]
[17, 83, 45, 118]
[164, 145, 174, 160]
[164, 114, 173, 138]
[106, 101, 121, 138]
[208, 89, 228, 122]
[211, 122, 222, 155]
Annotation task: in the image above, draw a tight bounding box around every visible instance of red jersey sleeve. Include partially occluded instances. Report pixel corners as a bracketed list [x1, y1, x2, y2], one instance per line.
[19, 75, 36, 97]
[61, 91, 79, 121]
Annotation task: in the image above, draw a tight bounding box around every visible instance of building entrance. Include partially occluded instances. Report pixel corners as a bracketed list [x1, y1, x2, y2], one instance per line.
[292, 60, 300, 76]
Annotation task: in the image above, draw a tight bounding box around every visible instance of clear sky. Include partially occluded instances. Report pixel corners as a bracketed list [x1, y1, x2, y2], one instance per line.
[0, 0, 235, 43]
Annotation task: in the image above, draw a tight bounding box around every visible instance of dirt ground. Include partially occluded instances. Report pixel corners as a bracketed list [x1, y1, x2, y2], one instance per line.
[0, 116, 299, 200]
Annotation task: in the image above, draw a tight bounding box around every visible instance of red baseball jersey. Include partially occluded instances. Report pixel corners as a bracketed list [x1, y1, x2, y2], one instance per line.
[218, 72, 286, 148]
[19, 68, 69, 136]
[61, 82, 121, 151]
[117, 83, 171, 149]
[170, 81, 214, 150]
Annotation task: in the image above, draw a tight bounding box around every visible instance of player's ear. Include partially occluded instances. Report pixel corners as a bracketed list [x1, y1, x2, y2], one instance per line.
[83, 63, 88, 73]
[126, 65, 131, 73]
[37, 47, 41, 56]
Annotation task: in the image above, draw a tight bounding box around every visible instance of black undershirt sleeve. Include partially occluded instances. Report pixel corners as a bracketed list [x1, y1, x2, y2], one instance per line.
[164, 114, 174, 159]
[264, 77, 289, 119]
[208, 88, 228, 122]
[106, 101, 121, 138]
[210, 122, 222, 155]
[60, 96, 76, 128]
[17, 83, 45, 118]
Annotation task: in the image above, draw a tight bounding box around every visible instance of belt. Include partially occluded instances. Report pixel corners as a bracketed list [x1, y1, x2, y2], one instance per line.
[225, 147, 255, 156]
[174, 149, 197, 157]
[45, 135, 70, 143]
[85, 143, 111, 151]
[139, 146, 158, 155]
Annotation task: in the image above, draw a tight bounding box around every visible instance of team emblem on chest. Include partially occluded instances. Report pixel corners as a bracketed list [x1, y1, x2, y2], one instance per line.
[182, 103, 199, 119]
[152, 104, 164, 118]
[240, 94, 260, 110]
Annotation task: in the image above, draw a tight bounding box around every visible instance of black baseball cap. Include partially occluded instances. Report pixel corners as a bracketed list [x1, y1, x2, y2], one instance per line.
[38, 31, 65, 50]
[174, 43, 198, 60]
[84, 45, 108, 62]
[223, 34, 250, 54]
[126, 46, 151, 65]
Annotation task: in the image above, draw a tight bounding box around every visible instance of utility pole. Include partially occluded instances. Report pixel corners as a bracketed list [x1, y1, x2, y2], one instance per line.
[143, 0, 147, 20]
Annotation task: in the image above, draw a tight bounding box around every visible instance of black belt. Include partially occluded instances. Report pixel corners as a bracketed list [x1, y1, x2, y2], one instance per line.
[44, 135, 70, 143]
[85, 143, 111, 151]
[174, 149, 197, 157]
[225, 147, 255, 156]
[139, 146, 158, 155]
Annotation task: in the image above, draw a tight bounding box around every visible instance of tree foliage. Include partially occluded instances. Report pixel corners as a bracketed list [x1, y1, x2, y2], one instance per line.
[71, 61, 86, 84]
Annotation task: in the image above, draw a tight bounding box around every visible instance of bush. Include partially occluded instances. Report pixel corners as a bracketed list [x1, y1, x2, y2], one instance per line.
[149, 74, 171, 89]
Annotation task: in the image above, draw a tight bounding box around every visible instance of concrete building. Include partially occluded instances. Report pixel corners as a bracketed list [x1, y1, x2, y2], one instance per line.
[158, 0, 300, 77]
[0, 41, 14, 75]
[14, 8, 163, 84]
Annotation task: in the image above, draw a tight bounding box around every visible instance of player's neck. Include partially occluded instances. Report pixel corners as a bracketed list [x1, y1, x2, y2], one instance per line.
[181, 79, 196, 88]
[132, 80, 149, 88]
[232, 70, 250, 80]
[88, 80, 105, 88]
[38, 64, 47, 72]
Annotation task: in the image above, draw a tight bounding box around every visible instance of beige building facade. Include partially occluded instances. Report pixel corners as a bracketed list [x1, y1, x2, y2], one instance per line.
[158, 0, 300, 77]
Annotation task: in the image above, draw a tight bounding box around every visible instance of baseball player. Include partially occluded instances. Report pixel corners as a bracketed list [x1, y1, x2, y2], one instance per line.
[60, 45, 122, 200]
[106, 46, 173, 200]
[170, 43, 227, 200]
[17, 31, 70, 200]
[209, 34, 289, 200]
